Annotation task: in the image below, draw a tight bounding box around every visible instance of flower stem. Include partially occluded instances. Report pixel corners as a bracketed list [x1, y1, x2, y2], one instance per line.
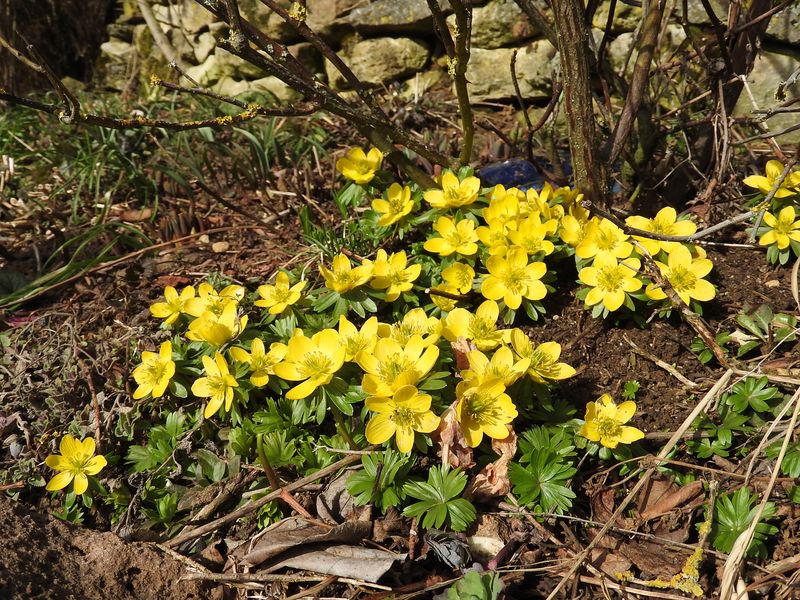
[256, 433, 281, 491]
[330, 405, 357, 450]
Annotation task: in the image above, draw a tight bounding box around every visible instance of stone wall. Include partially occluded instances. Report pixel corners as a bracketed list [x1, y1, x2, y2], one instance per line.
[97, 0, 800, 140]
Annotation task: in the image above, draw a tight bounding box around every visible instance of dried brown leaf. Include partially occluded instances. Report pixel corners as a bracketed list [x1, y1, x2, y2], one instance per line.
[436, 401, 474, 469]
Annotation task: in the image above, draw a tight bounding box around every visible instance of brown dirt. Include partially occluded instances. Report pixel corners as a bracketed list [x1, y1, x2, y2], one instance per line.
[0, 495, 222, 600]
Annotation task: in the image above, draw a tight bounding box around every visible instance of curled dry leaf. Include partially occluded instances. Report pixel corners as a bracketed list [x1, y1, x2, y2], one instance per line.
[436, 401, 474, 469]
[464, 426, 517, 502]
[451, 337, 477, 372]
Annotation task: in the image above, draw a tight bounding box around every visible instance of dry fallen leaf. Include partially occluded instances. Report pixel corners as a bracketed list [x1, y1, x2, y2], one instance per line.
[436, 401, 474, 469]
[451, 337, 477, 372]
[464, 426, 516, 501]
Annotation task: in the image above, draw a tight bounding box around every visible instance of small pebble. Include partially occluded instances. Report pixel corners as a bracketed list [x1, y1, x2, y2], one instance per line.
[765, 279, 781, 288]
[212, 241, 230, 253]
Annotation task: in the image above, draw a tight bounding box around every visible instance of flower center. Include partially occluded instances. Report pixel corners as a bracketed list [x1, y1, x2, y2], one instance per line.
[208, 375, 230, 397]
[594, 416, 622, 439]
[391, 405, 417, 426]
[597, 267, 625, 292]
[469, 317, 494, 340]
[501, 268, 527, 293]
[378, 353, 415, 383]
[146, 360, 169, 383]
[299, 351, 333, 378]
[596, 229, 620, 251]
[669, 266, 697, 293]
[463, 392, 502, 425]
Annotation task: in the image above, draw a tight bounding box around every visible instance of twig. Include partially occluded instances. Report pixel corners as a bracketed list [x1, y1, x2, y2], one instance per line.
[137, 0, 189, 71]
[165, 451, 364, 548]
[545, 369, 733, 599]
[623, 335, 697, 388]
[511, 0, 557, 47]
[633, 239, 728, 366]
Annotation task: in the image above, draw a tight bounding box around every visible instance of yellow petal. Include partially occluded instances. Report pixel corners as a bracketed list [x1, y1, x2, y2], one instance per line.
[72, 473, 89, 495]
[366, 414, 396, 445]
[46, 471, 74, 492]
[618, 426, 645, 444]
[84, 455, 107, 476]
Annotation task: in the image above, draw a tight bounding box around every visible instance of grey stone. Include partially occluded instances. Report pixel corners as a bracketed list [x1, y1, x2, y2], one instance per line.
[96, 39, 137, 90]
[399, 69, 443, 101]
[343, 0, 451, 34]
[607, 24, 685, 75]
[181, 0, 217, 34]
[194, 31, 217, 64]
[684, 0, 729, 24]
[592, 1, 642, 32]
[183, 47, 267, 86]
[464, 41, 558, 101]
[447, 0, 536, 49]
[213, 75, 299, 102]
[767, 5, 800, 44]
[326, 37, 430, 87]
[733, 48, 800, 143]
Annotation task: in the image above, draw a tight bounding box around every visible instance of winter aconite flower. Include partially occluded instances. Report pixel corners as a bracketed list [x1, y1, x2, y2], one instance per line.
[229, 338, 287, 387]
[758, 206, 800, 250]
[132, 341, 175, 399]
[365, 385, 440, 452]
[255, 272, 306, 315]
[510, 329, 575, 383]
[481, 248, 547, 309]
[319, 253, 373, 294]
[423, 216, 479, 257]
[743, 160, 800, 198]
[423, 171, 481, 209]
[456, 380, 518, 447]
[645, 244, 715, 305]
[184, 283, 245, 318]
[372, 183, 413, 226]
[338, 315, 379, 361]
[507, 215, 555, 256]
[336, 147, 383, 184]
[370, 249, 421, 301]
[149, 285, 195, 325]
[378, 308, 441, 347]
[443, 300, 510, 351]
[45, 434, 107, 495]
[186, 302, 248, 347]
[442, 262, 475, 294]
[460, 346, 530, 388]
[625, 207, 696, 256]
[575, 218, 633, 261]
[579, 255, 642, 312]
[579, 394, 644, 448]
[192, 352, 239, 418]
[357, 335, 439, 397]
[273, 329, 345, 400]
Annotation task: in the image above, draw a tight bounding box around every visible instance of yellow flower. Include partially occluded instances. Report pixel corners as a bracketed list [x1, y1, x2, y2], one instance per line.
[149, 285, 195, 325]
[430, 285, 460, 312]
[456, 380, 518, 447]
[625, 207, 697, 256]
[423, 171, 481, 209]
[273, 329, 345, 400]
[758, 206, 800, 250]
[184, 283, 245, 318]
[423, 216, 479, 256]
[576, 218, 633, 261]
[482, 188, 522, 223]
[481, 247, 547, 309]
[443, 300, 511, 351]
[442, 262, 475, 294]
[523, 183, 565, 222]
[645, 245, 715, 305]
[743, 160, 800, 198]
[335, 147, 383, 184]
[356, 335, 439, 397]
[132, 341, 176, 399]
[559, 202, 592, 248]
[378, 308, 441, 347]
[579, 255, 642, 312]
[192, 352, 239, 418]
[229, 338, 287, 387]
[338, 315, 380, 361]
[45, 434, 107, 495]
[510, 329, 575, 382]
[319, 253, 373, 294]
[186, 302, 248, 347]
[370, 249, 422, 301]
[461, 346, 530, 387]
[372, 183, 413, 226]
[476, 218, 511, 256]
[255, 272, 307, 315]
[507, 215, 555, 256]
[579, 394, 644, 448]
[365, 385, 440, 452]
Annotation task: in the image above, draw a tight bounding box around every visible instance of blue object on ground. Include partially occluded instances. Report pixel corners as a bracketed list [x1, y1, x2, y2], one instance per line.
[479, 159, 543, 191]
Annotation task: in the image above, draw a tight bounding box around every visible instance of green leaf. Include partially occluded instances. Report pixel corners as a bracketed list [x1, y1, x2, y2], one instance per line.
[710, 487, 777, 558]
[444, 570, 503, 600]
[402, 465, 476, 532]
[509, 449, 576, 514]
[765, 441, 800, 478]
[346, 450, 411, 511]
